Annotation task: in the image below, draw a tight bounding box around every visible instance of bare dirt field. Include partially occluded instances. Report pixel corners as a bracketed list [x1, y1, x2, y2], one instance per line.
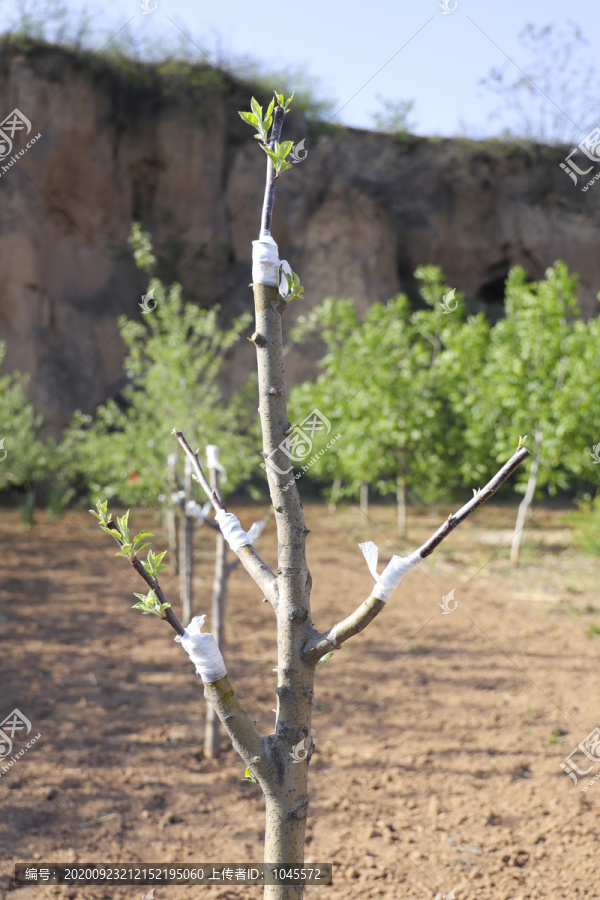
[1, 499, 599, 899]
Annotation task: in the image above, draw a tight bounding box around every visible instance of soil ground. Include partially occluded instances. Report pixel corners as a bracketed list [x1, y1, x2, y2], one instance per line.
[1, 500, 599, 900]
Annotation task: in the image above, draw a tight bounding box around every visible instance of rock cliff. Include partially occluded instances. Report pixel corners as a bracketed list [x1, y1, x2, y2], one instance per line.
[1, 39, 599, 431]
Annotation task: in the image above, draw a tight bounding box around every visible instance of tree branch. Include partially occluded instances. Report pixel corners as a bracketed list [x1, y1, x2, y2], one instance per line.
[132, 548, 270, 778]
[303, 445, 531, 663]
[172, 429, 279, 606]
[172, 430, 222, 511]
[202, 675, 268, 772]
[260, 106, 285, 237]
[130, 555, 185, 636]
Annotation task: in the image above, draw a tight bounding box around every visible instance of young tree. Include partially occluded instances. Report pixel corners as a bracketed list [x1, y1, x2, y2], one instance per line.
[445, 262, 587, 565]
[288, 267, 466, 535]
[0, 341, 51, 494]
[169, 442, 271, 759]
[58, 226, 256, 508]
[91, 93, 530, 898]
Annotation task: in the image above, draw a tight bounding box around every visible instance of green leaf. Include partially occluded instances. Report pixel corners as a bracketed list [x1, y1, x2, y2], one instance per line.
[279, 140, 293, 157]
[261, 146, 279, 165]
[265, 98, 274, 120]
[316, 651, 334, 668]
[116, 510, 130, 539]
[131, 601, 147, 610]
[133, 531, 153, 542]
[250, 97, 262, 121]
[239, 111, 258, 126]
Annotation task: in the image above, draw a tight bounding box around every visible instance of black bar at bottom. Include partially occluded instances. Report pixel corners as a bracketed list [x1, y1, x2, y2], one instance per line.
[14, 863, 333, 885]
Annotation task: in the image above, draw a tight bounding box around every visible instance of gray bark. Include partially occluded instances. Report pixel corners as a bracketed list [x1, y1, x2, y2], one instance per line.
[360, 482, 369, 517]
[396, 473, 406, 538]
[204, 463, 227, 759]
[165, 452, 178, 573]
[180, 455, 194, 624]
[253, 282, 314, 896]
[510, 430, 542, 567]
[327, 477, 342, 512]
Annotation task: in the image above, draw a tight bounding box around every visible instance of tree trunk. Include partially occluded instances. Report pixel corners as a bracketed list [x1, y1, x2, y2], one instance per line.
[254, 277, 314, 899]
[164, 507, 178, 572]
[396, 473, 406, 538]
[180, 455, 194, 623]
[204, 463, 227, 759]
[263, 775, 309, 900]
[166, 452, 178, 573]
[327, 477, 342, 512]
[510, 430, 542, 567]
[360, 482, 369, 517]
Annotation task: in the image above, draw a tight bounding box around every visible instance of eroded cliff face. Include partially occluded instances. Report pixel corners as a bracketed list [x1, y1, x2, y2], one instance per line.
[1, 40, 599, 431]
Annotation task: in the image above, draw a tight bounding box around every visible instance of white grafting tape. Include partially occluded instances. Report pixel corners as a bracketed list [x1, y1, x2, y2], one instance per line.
[359, 541, 422, 602]
[175, 614, 227, 682]
[246, 519, 266, 545]
[252, 235, 292, 295]
[215, 508, 252, 552]
[206, 444, 227, 481]
[252, 236, 280, 287]
[185, 500, 213, 522]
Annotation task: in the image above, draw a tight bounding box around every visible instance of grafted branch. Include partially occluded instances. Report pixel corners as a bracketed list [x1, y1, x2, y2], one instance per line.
[203, 676, 274, 784]
[130, 549, 268, 778]
[304, 445, 531, 663]
[130, 555, 185, 637]
[172, 429, 279, 605]
[261, 105, 285, 237]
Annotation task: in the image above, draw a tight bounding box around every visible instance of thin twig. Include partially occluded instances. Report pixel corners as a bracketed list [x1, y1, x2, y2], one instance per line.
[260, 106, 285, 238]
[130, 555, 184, 636]
[415, 445, 530, 559]
[173, 428, 279, 604]
[172, 430, 222, 512]
[304, 445, 531, 663]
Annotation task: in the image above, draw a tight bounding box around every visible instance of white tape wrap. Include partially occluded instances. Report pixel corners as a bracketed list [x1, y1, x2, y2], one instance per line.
[252, 236, 292, 297]
[215, 508, 252, 552]
[206, 444, 227, 481]
[246, 519, 266, 545]
[186, 500, 212, 522]
[359, 541, 421, 602]
[175, 614, 227, 682]
[252, 236, 280, 287]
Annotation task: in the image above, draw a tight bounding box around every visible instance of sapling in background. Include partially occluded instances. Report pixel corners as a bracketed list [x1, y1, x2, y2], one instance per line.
[165, 442, 271, 758]
[91, 91, 530, 899]
[58, 223, 256, 509]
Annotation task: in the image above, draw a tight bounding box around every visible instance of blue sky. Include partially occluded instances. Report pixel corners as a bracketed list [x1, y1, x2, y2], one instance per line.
[7, 0, 600, 142]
